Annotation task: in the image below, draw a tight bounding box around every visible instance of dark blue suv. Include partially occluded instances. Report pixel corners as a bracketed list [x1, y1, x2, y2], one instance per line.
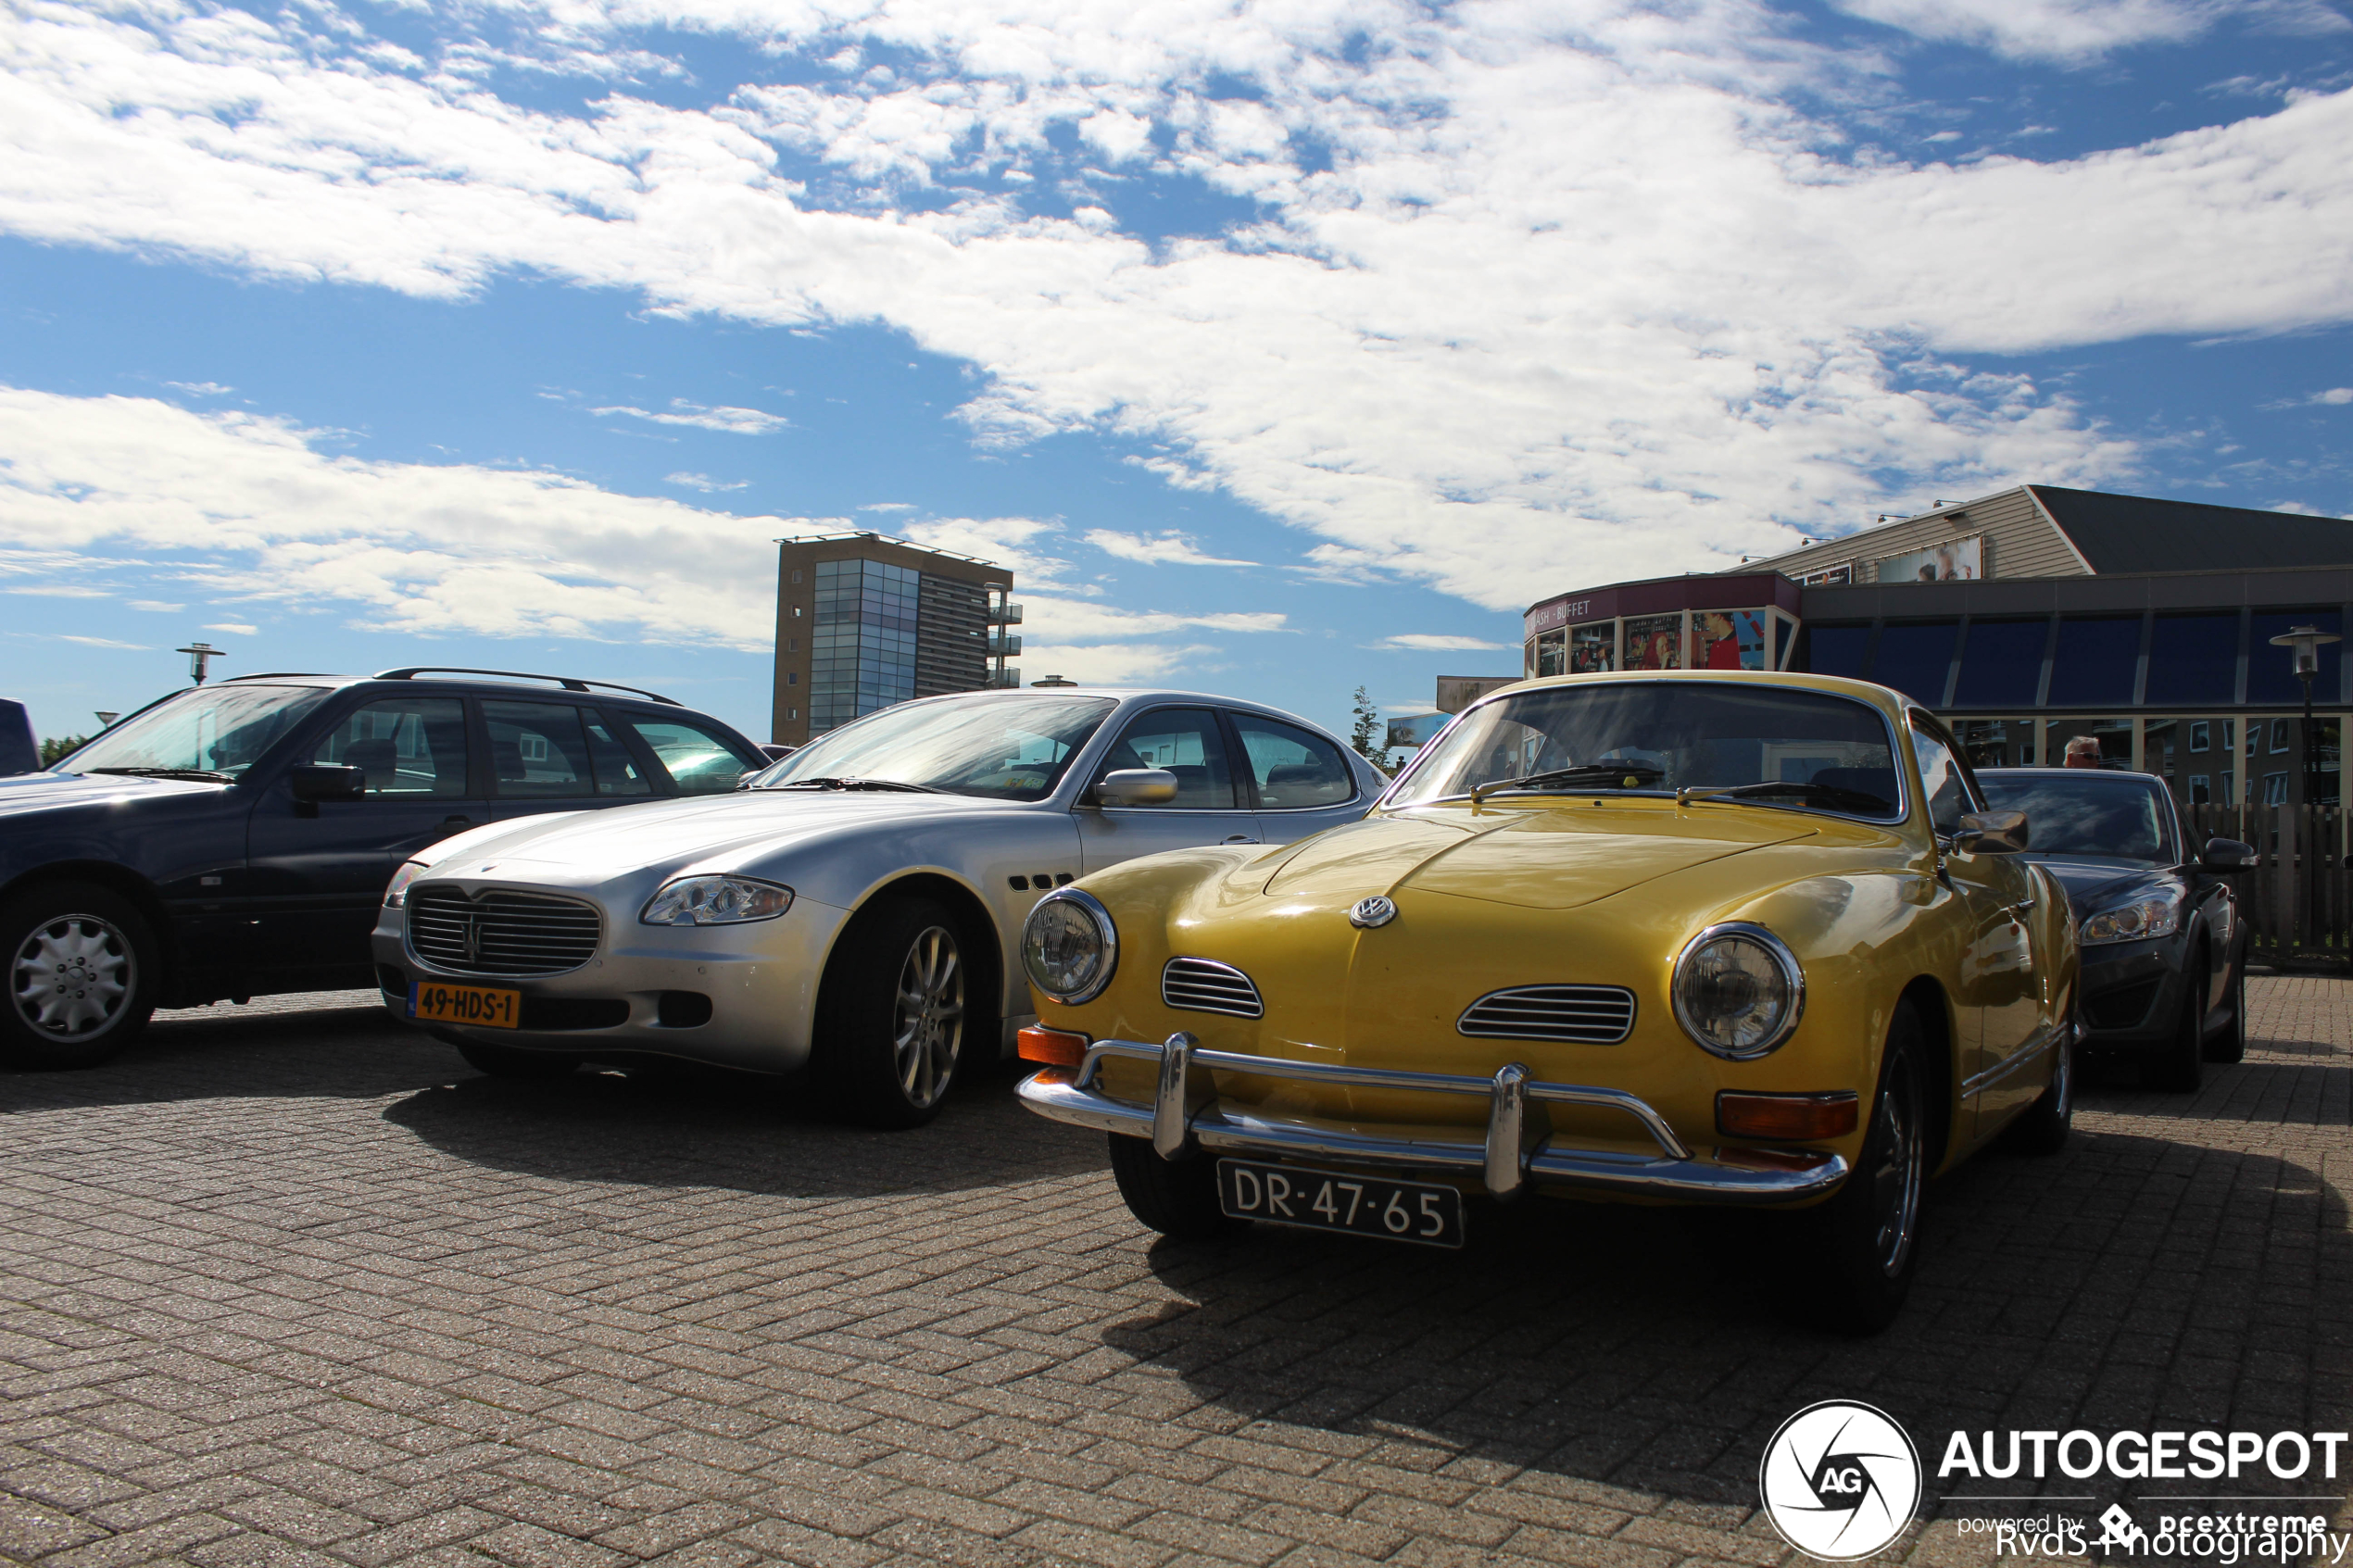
[2, 669, 766, 1069]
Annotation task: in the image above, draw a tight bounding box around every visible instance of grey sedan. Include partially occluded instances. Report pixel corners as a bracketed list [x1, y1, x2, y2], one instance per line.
[371, 688, 1382, 1124]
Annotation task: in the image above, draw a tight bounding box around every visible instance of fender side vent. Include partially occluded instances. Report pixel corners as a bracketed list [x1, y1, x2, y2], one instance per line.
[1162, 958, 1265, 1020]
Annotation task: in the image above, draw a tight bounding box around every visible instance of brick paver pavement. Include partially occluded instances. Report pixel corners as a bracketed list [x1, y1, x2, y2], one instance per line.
[4, 980, 2351, 1567]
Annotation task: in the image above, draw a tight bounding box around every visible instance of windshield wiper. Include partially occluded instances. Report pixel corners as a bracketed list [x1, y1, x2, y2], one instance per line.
[82, 766, 237, 783]
[1680, 780, 1893, 815]
[1470, 761, 1665, 805]
[767, 775, 942, 794]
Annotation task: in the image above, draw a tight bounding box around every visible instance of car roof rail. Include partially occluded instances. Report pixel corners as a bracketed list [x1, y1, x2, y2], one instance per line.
[371, 667, 684, 707]
[222, 672, 341, 682]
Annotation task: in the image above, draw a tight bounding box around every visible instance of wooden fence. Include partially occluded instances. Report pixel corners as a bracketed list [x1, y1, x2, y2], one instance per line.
[2183, 802, 2353, 963]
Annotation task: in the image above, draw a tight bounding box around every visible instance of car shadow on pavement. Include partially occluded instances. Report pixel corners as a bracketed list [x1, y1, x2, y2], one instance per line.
[380, 1056, 1103, 1199]
[0, 994, 459, 1112]
[1100, 1121, 2352, 1519]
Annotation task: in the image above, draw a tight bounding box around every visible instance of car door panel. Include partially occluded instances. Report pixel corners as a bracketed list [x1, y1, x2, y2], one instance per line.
[245, 695, 484, 981]
[1229, 709, 1371, 847]
[1075, 706, 1263, 873]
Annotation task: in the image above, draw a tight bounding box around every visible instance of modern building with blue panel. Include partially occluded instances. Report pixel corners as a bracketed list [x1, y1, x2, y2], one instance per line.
[772, 533, 1018, 746]
[1516, 485, 2353, 808]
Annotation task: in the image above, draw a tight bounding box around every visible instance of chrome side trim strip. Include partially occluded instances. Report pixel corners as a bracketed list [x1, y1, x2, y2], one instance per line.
[1960, 1020, 2065, 1098]
[1017, 1035, 1846, 1205]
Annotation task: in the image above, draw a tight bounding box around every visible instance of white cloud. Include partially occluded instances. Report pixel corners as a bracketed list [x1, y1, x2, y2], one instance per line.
[165, 380, 234, 396]
[0, 386, 1225, 664]
[1084, 530, 1257, 567]
[56, 634, 145, 649]
[0, 0, 2347, 610]
[6, 584, 111, 597]
[1374, 633, 1514, 651]
[0, 386, 790, 647]
[858, 501, 914, 512]
[127, 599, 184, 612]
[2316, 388, 2353, 406]
[1831, 0, 2347, 62]
[665, 470, 749, 491]
[1011, 642, 1218, 686]
[594, 400, 789, 434]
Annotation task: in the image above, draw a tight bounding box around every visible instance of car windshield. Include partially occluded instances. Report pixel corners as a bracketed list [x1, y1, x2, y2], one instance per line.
[57, 684, 331, 778]
[749, 694, 1118, 802]
[1387, 681, 1903, 818]
[1978, 773, 2171, 863]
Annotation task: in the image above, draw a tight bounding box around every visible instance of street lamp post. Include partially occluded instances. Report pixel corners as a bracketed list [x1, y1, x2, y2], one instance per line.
[2268, 625, 2341, 952]
[173, 641, 225, 685]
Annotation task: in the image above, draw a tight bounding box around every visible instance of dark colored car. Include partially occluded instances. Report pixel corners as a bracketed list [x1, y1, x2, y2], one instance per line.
[1978, 767, 2252, 1091]
[2, 669, 766, 1070]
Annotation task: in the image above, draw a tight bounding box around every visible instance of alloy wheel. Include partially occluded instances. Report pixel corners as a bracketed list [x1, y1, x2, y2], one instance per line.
[890, 924, 964, 1110]
[11, 913, 138, 1039]
[1869, 1057, 1924, 1278]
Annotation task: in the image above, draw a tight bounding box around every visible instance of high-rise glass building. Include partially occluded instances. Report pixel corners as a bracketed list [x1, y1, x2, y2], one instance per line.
[772, 534, 1018, 745]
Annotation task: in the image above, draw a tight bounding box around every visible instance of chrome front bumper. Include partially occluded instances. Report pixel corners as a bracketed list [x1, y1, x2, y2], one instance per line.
[1018, 1033, 1851, 1204]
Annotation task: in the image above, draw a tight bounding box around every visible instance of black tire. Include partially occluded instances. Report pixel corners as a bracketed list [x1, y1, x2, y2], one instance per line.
[1107, 1134, 1241, 1241]
[454, 1038, 582, 1079]
[2147, 964, 2204, 1093]
[2204, 959, 2246, 1065]
[2008, 997, 2074, 1157]
[0, 881, 159, 1071]
[1801, 1003, 1929, 1336]
[810, 897, 976, 1129]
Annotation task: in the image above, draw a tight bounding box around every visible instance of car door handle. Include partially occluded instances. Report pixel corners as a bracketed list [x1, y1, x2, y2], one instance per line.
[1224, 834, 1260, 845]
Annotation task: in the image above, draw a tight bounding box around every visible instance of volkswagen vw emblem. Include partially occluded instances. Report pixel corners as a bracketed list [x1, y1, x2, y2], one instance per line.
[1757, 1400, 1920, 1561]
[1349, 896, 1398, 929]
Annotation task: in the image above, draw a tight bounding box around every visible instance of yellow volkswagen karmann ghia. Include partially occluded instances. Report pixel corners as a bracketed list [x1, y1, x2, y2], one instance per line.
[1013, 670, 2080, 1331]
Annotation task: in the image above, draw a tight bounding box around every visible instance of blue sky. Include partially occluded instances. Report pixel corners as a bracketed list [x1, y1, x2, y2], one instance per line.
[2, 0, 2349, 748]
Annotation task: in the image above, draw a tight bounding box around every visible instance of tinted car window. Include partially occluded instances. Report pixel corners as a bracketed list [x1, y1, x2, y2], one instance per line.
[584, 714, 653, 797]
[626, 716, 761, 796]
[1236, 715, 1354, 809]
[485, 702, 597, 798]
[1908, 719, 1976, 837]
[1100, 709, 1238, 809]
[65, 684, 328, 778]
[1390, 683, 1901, 817]
[1978, 774, 2171, 863]
[754, 693, 1116, 802]
[311, 698, 470, 797]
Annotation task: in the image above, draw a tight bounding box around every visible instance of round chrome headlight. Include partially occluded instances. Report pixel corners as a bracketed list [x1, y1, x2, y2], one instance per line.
[1022, 889, 1117, 1005]
[1671, 922, 1805, 1059]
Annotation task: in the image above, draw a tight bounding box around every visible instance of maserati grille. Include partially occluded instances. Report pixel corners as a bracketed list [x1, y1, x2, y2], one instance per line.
[408, 887, 602, 978]
[1456, 985, 1636, 1044]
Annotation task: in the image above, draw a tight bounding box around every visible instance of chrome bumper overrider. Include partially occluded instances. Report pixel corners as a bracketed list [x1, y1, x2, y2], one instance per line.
[1017, 1033, 1851, 1204]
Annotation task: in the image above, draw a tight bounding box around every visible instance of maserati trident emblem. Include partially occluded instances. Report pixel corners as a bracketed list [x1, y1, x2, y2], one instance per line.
[460, 910, 483, 964]
[1349, 896, 1398, 929]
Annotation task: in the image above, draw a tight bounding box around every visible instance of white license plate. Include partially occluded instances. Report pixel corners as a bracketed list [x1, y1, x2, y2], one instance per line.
[1216, 1160, 1466, 1248]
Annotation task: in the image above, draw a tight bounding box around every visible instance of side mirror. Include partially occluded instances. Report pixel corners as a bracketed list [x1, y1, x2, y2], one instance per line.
[290, 763, 366, 803]
[1952, 809, 2029, 855]
[1095, 769, 1178, 808]
[2203, 836, 2256, 872]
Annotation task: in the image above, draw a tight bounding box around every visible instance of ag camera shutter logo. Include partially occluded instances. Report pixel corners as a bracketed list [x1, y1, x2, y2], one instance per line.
[1759, 1400, 1922, 1561]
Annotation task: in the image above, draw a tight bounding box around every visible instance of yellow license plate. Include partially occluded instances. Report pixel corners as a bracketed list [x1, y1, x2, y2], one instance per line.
[408, 980, 521, 1029]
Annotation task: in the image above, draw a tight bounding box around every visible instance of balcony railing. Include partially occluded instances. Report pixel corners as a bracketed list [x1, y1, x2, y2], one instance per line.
[988, 602, 1024, 626]
[988, 633, 1022, 657]
[988, 668, 1022, 688]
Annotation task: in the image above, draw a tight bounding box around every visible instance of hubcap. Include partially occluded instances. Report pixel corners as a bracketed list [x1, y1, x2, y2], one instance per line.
[1869, 1058, 1923, 1278]
[891, 924, 964, 1110]
[10, 913, 136, 1039]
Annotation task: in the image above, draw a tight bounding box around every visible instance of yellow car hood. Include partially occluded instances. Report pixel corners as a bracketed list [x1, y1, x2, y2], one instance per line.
[1261, 802, 1817, 909]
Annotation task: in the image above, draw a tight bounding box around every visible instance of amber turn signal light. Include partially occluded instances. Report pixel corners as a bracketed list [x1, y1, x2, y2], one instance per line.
[1716, 1090, 1858, 1142]
[1017, 1025, 1089, 1068]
